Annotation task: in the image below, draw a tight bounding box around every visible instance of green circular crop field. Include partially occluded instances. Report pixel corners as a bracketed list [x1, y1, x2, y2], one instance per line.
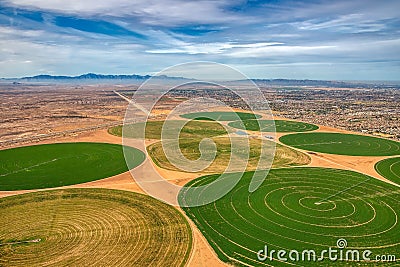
[0, 143, 145, 191]
[375, 157, 400, 185]
[279, 132, 400, 156]
[180, 111, 261, 121]
[179, 168, 400, 266]
[228, 119, 319, 132]
[108, 120, 228, 139]
[0, 188, 192, 266]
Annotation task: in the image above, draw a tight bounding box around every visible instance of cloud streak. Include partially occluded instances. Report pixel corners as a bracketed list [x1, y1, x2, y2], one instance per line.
[1, 0, 247, 26]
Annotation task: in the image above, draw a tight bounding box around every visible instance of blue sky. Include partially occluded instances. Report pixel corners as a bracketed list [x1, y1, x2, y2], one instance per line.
[0, 0, 399, 80]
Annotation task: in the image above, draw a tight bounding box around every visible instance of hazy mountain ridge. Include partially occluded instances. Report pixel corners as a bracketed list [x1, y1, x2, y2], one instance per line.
[10, 73, 189, 81]
[1, 73, 399, 88]
[0, 73, 194, 85]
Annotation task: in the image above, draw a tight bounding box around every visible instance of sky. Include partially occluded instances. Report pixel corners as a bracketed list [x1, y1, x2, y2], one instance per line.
[0, 0, 399, 80]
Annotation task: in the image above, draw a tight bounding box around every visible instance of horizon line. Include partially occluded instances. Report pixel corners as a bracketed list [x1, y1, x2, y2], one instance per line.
[2, 73, 400, 84]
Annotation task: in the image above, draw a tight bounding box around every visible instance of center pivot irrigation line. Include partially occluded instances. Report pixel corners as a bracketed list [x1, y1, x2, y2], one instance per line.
[291, 141, 343, 147]
[0, 159, 58, 177]
[323, 189, 400, 203]
[0, 239, 41, 246]
[315, 177, 373, 205]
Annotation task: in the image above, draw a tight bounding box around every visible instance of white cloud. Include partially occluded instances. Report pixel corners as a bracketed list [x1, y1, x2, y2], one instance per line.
[0, 26, 43, 37]
[226, 44, 336, 58]
[293, 13, 387, 33]
[261, 0, 400, 23]
[147, 42, 284, 55]
[226, 37, 400, 60]
[0, 28, 149, 77]
[2, 0, 247, 26]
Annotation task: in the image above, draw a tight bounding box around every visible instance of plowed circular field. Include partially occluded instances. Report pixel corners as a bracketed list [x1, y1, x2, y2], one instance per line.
[0, 189, 192, 266]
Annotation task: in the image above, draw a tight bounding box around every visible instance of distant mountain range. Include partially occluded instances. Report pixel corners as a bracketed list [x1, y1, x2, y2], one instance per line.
[23, 73, 153, 80]
[2, 73, 191, 84]
[1, 73, 398, 88]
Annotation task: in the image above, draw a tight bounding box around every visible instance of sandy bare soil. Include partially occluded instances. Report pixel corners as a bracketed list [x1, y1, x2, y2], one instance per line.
[186, 217, 227, 267]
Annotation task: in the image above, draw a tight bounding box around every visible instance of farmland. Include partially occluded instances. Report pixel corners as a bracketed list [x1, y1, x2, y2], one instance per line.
[0, 142, 145, 190]
[180, 111, 261, 121]
[0, 188, 192, 266]
[280, 132, 400, 156]
[108, 120, 229, 140]
[148, 137, 310, 173]
[375, 157, 400, 185]
[179, 168, 400, 266]
[228, 119, 319, 132]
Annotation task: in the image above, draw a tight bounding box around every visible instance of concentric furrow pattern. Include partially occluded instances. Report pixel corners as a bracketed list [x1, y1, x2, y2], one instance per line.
[180, 111, 261, 121]
[228, 120, 319, 133]
[0, 189, 192, 267]
[147, 137, 310, 173]
[180, 168, 400, 266]
[375, 157, 400, 185]
[280, 132, 400, 156]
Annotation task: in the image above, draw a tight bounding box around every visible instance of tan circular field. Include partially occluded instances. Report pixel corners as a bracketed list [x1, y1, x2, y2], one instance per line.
[148, 137, 310, 173]
[0, 188, 192, 267]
